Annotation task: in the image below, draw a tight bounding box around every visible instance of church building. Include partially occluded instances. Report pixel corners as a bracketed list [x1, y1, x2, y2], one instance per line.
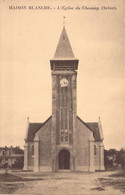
[23, 25, 105, 172]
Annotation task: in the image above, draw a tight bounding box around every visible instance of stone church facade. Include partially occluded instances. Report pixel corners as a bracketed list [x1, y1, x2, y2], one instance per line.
[24, 26, 105, 172]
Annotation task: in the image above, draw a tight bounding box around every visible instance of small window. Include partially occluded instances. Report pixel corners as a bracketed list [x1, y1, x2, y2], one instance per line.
[31, 145, 34, 156]
[65, 132, 68, 142]
[94, 144, 97, 155]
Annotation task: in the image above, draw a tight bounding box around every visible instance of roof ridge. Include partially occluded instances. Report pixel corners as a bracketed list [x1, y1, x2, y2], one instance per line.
[77, 116, 102, 142]
[77, 116, 93, 132]
[26, 116, 52, 141]
[35, 116, 52, 134]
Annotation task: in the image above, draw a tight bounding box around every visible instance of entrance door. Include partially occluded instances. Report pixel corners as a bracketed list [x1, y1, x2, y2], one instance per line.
[58, 149, 70, 169]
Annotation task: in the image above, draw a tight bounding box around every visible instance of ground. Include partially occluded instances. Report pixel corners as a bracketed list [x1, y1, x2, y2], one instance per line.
[0, 170, 125, 194]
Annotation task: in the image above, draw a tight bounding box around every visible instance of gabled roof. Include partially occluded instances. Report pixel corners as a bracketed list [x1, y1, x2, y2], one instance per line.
[77, 116, 102, 142]
[86, 122, 101, 141]
[26, 123, 42, 141]
[53, 27, 75, 59]
[26, 115, 102, 142]
[26, 116, 52, 142]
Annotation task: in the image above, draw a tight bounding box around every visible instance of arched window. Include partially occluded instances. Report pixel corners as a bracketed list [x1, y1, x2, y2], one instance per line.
[94, 144, 97, 155]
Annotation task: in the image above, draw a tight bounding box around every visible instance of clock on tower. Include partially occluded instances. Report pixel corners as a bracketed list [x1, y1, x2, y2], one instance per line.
[60, 78, 68, 87]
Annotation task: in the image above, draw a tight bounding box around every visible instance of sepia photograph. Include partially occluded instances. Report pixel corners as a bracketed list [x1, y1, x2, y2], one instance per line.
[0, 0, 125, 194]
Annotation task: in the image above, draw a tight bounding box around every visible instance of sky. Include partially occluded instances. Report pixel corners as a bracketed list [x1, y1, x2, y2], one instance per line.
[0, 0, 125, 150]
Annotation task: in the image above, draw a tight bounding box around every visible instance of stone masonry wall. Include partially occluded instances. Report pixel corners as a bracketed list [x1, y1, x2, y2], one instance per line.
[28, 142, 34, 167]
[76, 118, 94, 170]
[36, 118, 52, 167]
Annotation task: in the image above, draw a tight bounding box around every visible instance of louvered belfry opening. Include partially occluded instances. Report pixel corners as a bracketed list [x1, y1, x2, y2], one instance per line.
[50, 60, 78, 71]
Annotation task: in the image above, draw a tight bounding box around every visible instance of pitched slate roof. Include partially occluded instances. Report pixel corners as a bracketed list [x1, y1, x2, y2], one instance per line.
[26, 116, 51, 141]
[26, 116, 102, 142]
[26, 123, 42, 141]
[77, 116, 102, 141]
[53, 27, 75, 59]
[86, 122, 101, 141]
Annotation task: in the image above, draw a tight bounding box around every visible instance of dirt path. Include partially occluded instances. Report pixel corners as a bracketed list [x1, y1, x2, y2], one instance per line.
[14, 172, 123, 195]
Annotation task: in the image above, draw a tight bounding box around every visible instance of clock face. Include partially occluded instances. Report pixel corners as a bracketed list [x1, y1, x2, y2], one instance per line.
[60, 78, 68, 87]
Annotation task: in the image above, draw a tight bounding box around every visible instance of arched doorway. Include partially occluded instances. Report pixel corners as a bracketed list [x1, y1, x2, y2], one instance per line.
[58, 149, 70, 169]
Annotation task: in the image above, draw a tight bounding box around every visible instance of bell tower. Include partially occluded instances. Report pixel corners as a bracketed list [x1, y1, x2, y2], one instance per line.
[50, 25, 79, 171]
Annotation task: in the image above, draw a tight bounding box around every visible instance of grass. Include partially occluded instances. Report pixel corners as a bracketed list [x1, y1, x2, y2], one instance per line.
[1, 170, 125, 194]
[90, 187, 105, 191]
[0, 173, 44, 182]
[0, 173, 23, 182]
[0, 173, 24, 194]
[0, 182, 24, 194]
[99, 170, 125, 193]
[109, 170, 125, 177]
[0, 173, 44, 194]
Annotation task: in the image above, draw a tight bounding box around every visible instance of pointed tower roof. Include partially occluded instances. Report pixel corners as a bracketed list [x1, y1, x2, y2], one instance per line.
[53, 27, 76, 60]
[50, 25, 79, 71]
